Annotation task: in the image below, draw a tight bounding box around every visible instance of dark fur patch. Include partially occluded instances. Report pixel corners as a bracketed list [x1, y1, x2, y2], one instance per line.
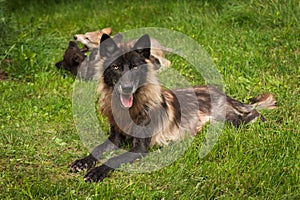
[56, 41, 86, 75]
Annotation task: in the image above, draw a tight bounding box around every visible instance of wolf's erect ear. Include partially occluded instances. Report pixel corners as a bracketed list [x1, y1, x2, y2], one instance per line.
[101, 27, 112, 35]
[133, 34, 151, 59]
[100, 34, 119, 58]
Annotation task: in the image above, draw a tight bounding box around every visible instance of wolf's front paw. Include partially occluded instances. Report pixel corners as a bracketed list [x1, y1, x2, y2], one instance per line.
[84, 165, 113, 182]
[70, 155, 97, 172]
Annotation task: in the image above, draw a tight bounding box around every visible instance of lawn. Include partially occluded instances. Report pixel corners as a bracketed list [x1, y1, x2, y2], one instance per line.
[0, 0, 299, 199]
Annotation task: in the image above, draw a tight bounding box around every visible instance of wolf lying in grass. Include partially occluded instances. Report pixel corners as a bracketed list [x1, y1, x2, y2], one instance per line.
[70, 34, 276, 182]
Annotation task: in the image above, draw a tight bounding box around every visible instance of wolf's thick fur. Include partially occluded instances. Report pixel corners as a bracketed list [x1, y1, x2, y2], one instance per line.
[56, 41, 86, 75]
[70, 34, 276, 182]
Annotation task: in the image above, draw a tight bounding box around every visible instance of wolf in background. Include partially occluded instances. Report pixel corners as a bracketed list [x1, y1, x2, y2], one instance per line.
[74, 28, 171, 69]
[74, 27, 113, 52]
[70, 34, 276, 182]
[55, 41, 86, 75]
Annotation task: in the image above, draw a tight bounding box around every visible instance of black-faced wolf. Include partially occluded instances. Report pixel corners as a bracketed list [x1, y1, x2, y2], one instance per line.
[70, 34, 276, 182]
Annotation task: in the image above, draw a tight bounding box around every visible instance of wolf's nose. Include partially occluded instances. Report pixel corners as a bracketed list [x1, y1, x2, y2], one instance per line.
[121, 85, 133, 94]
[74, 35, 77, 40]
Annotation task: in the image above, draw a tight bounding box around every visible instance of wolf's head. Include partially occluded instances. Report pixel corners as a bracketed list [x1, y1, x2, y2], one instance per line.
[99, 34, 158, 109]
[55, 41, 86, 75]
[74, 27, 112, 50]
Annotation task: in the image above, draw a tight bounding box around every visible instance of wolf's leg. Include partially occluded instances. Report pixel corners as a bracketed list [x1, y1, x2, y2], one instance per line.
[84, 137, 151, 182]
[70, 126, 124, 172]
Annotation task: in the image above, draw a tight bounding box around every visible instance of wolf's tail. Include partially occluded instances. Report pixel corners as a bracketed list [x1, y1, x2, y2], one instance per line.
[249, 93, 277, 110]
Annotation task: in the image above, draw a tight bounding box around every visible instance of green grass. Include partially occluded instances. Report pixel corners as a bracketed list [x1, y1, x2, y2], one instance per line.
[1, 0, 299, 199]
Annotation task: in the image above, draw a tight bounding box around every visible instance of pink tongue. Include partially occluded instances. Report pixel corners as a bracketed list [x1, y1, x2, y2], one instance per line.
[120, 94, 133, 108]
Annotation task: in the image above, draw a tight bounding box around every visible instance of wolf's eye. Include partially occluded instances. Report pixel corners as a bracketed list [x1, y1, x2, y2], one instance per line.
[112, 64, 119, 70]
[85, 37, 90, 41]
